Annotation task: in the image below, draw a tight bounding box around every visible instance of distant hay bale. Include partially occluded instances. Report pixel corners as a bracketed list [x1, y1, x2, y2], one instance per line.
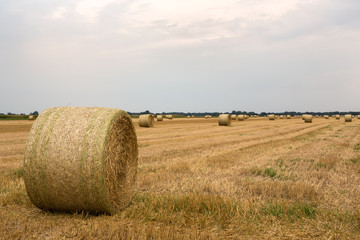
[344, 114, 352, 122]
[23, 107, 138, 214]
[237, 115, 245, 121]
[280, 115, 284, 119]
[304, 114, 313, 123]
[187, 116, 190, 118]
[358, 115, 360, 119]
[28, 115, 34, 120]
[245, 115, 249, 119]
[324, 115, 329, 119]
[336, 115, 340, 120]
[231, 114, 237, 120]
[218, 114, 231, 126]
[156, 115, 163, 121]
[287, 115, 291, 119]
[166, 115, 173, 119]
[268, 114, 275, 120]
[139, 114, 154, 127]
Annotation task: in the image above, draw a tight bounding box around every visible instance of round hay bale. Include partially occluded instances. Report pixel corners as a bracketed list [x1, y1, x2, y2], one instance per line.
[344, 114, 352, 122]
[166, 115, 173, 119]
[286, 115, 291, 119]
[218, 114, 231, 126]
[23, 107, 138, 214]
[268, 114, 275, 120]
[156, 115, 163, 121]
[280, 115, 284, 119]
[302, 114, 306, 120]
[187, 116, 190, 118]
[358, 115, 360, 119]
[139, 114, 154, 127]
[237, 115, 245, 121]
[304, 114, 313, 123]
[231, 114, 237, 120]
[245, 115, 249, 119]
[336, 115, 340, 120]
[29, 115, 34, 120]
[324, 115, 329, 119]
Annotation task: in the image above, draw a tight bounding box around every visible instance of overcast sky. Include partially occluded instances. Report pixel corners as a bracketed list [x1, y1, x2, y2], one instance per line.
[1, 0, 359, 114]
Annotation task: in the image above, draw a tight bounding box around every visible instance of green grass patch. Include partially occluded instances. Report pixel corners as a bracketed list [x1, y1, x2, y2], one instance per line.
[349, 157, 360, 164]
[354, 143, 360, 151]
[9, 168, 24, 179]
[264, 168, 277, 178]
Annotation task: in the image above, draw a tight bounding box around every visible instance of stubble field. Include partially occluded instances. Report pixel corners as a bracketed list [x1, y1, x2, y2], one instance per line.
[1, 117, 360, 239]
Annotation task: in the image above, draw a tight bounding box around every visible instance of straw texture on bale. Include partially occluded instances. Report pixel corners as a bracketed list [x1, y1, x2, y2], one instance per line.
[304, 115, 313, 123]
[166, 115, 173, 119]
[29, 115, 34, 120]
[23, 107, 138, 214]
[156, 115, 163, 121]
[139, 114, 154, 127]
[218, 114, 231, 126]
[237, 115, 245, 121]
[268, 114, 275, 120]
[344, 114, 352, 122]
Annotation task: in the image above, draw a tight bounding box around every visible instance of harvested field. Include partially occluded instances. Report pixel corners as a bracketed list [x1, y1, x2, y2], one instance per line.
[1, 118, 360, 239]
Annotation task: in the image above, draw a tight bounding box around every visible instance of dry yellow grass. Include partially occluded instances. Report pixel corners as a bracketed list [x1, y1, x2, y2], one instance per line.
[1, 117, 360, 239]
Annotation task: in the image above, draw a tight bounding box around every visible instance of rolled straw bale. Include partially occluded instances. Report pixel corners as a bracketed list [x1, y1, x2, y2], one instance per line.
[237, 115, 245, 121]
[187, 116, 190, 118]
[245, 115, 249, 119]
[218, 114, 231, 126]
[344, 114, 352, 122]
[280, 115, 284, 119]
[156, 115, 163, 121]
[29, 115, 34, 120]
[231, 114, 237, 120]
[336, 115, 340, 120]
[302, 114, 306, 120]
[304, 114, 313, 123]
[268, 114, 275, 120]
[358, 115, 360, 119]
[139, 114, 154, 127]
[166, 115, 173, 119]
[287, 115, 291, 119]
[23, 107, 138, 214]
[324, 115, 329, 119]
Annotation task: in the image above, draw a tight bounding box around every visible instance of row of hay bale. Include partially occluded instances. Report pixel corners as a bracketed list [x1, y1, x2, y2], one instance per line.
[217, 113, 358, 126]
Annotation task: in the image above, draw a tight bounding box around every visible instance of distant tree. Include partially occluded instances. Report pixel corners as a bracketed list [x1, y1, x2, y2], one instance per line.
[7, 112, 12, 115]
[30, 111, 39, 115]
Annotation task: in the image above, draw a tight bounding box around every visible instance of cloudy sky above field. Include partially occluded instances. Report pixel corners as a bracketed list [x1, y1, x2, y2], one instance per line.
[1, 0, 360, 114]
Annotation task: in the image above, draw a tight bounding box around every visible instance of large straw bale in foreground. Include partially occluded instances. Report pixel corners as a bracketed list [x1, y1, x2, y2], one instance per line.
[344, 114, 352, 122]
[139, 114, 154, 127]
[304, 114, 313, 123]
[23, 107, 138, 214]
[218, 114, 231, 126]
